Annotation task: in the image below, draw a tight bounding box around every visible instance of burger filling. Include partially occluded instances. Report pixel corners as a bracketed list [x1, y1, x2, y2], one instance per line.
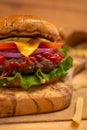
[0, 37, 73, 89]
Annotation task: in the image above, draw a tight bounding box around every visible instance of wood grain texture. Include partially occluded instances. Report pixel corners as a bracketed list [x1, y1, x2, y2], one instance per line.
[0, 120, 87, 130]
[0, 0, 87, 129]
[0, 73, 72, 117]
[0, 0, 87, 36]
[0, 86, 86, 124]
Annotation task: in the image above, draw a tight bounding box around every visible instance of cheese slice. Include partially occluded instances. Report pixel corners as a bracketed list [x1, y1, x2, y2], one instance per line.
[2, 37, 31, 43]
[11, 38, 50, 56]
[2, 37, 41, 56]
[15, 39, 41, 56]
[1, 37, 50, 56]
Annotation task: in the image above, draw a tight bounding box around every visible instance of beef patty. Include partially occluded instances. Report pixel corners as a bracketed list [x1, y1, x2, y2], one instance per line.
[0, 51, 64, 76]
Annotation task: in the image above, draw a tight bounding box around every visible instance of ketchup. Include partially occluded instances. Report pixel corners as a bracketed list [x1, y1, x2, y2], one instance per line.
[0, 56, 30, 77]
[42, 52, 64, 63]
[42, 52, 53, 59]
[0, 56, 5, 64]
[35, 55, 43, 62]
[0, 51, 64, 77]
[0, 56, 7, 77]
[29, 57, 36, 62]
[8, 57, 29, 75]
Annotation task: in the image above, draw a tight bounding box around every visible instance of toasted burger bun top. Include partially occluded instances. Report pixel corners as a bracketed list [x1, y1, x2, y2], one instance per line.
[0, 15, 59, 41]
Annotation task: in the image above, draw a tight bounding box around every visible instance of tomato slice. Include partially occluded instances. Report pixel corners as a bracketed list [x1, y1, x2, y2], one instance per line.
[39, 42, 64, 48]
[0, 41, 64, 51]
[0, 42, 17, 50]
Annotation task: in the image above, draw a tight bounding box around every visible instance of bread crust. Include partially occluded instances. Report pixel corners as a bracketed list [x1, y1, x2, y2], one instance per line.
[0, 73, 72, 117]
[0, 15, 59, 41]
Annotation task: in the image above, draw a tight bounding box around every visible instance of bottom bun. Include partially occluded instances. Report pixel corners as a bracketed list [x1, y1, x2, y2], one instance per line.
[0, 73, 72, 117]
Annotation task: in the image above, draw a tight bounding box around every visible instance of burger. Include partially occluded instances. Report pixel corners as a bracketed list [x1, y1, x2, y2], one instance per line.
[0, 15, 73, 117]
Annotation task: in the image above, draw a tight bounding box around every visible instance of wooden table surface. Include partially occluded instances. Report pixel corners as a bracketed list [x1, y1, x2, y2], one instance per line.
[0, 0, 87, 130]
[0, 0, 87, 35]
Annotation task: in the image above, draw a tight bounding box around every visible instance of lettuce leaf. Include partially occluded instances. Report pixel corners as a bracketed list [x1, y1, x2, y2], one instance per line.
[0, 56, 73, 89]
[58, 45, 70, 56]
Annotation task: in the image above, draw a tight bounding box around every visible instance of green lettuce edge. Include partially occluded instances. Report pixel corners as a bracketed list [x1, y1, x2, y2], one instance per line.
[0, 56, 73, 89]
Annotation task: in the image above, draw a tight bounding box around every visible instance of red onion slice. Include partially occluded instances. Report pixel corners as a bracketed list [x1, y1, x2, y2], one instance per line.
[0, 51, 22, 58]
[0, 48, 57, 58]
[32, 48, 57, 55]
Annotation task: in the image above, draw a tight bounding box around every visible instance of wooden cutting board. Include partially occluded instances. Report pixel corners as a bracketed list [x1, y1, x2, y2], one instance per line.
[0, 70, 87, 124]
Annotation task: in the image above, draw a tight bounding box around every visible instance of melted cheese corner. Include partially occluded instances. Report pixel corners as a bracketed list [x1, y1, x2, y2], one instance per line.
[15, 40, 40, 56]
